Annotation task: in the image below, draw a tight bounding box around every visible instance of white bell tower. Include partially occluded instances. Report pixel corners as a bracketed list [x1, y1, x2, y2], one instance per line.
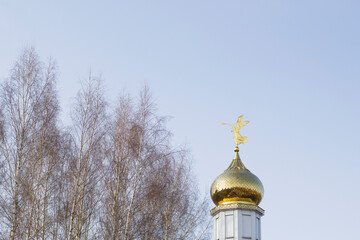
[211, 203, 264, 240]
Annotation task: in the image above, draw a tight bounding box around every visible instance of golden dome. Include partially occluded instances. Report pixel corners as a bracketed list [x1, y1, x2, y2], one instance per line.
[210, 148, 264, 206]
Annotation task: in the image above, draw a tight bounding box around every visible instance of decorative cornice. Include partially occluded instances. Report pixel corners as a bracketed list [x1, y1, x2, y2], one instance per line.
[210, 203, 265, 216]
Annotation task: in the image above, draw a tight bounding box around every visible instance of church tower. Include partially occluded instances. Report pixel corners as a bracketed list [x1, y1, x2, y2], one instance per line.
[210, 116, 264, 240]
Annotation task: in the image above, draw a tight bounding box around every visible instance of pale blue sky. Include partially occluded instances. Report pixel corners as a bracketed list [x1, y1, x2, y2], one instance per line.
[1, 1, 360, 239]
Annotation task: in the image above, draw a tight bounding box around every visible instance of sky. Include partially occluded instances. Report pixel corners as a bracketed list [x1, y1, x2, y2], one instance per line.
[1, 1, 360, 239]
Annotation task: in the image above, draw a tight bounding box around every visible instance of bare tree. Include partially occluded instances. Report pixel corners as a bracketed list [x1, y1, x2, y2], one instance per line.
[64, 75, 107, 240]
[101, 93, 133, 239]
[0, 47, 61, 240]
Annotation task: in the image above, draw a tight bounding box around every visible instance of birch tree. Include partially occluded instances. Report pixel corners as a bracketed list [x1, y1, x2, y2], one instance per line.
[65, 75, 107, 240]
[0, 47, 61, 240]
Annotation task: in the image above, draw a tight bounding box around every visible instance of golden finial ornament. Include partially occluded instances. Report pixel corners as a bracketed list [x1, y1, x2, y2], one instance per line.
[210, 115, 264, 206]
[221, 115, 249, 147]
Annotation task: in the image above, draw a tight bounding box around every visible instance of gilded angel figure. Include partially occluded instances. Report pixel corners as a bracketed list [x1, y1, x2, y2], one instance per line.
[222, 115, 249, 146]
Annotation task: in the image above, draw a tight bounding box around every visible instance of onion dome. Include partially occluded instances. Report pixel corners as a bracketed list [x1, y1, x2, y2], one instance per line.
[210, 147, 264, 206]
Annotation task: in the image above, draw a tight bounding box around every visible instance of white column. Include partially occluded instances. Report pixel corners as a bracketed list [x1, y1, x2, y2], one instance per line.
[211, 203, 264, 240]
